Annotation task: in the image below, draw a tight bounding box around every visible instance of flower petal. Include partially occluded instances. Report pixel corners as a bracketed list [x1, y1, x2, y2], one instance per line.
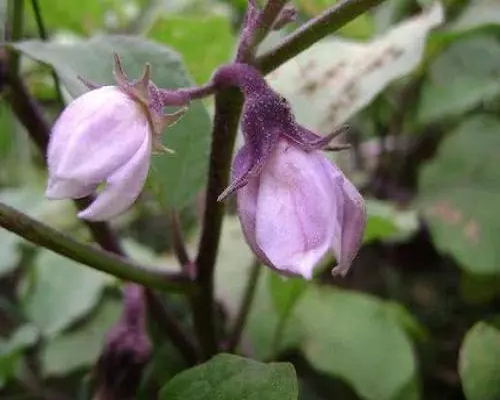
[45, 177, 95, 199]
[77, 131, 151, 221]
[48, 86, 150, 186]
[319, 157, 366, 276]
[254, 140, 334, 278]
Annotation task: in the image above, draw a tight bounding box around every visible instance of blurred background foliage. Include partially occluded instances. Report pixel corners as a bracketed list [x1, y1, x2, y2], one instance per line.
[1, 0, 500, 399]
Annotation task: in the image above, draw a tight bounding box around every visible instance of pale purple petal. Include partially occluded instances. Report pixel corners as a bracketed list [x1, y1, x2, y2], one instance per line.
[48, 86, 149, 186]
[254, 140, 334, 279]
[319, 156, 366, 276]
[45, 177, 95, 199]
[77, 131, 151, 221]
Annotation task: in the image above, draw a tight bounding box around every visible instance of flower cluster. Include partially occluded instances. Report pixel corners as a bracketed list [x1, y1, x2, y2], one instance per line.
[46, 59, 366, 278]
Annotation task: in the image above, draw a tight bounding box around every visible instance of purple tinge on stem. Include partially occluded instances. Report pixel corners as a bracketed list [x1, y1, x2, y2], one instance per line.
[45, 55, 188, 221]
[214, 63, 366, 279]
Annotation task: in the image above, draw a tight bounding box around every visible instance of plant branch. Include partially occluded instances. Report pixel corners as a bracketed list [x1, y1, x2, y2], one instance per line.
[226, 259, 262, 352]
[192, 88, 243, 358]
[0, 201, 193, 292]
[256, 0, 386, 73]
[29, 0, 64, 105]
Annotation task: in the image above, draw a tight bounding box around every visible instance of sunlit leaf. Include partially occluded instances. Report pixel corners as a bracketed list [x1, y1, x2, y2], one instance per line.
[267, 2, 443, 133]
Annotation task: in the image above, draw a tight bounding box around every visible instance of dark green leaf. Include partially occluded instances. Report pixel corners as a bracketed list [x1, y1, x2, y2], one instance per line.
[160, 353, 298, 400]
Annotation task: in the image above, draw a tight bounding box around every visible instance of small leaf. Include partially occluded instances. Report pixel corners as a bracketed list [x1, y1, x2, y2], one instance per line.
[159, 353, 298, 400]
[23, 250, 110, 337]
[459, 320, 500, 400]
[13, 35, 211, 211]
[267, 3, 443, 133]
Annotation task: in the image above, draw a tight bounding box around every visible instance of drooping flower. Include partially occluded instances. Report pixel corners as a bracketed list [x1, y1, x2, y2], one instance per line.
[46, 55, 187, 221]
[214, 63, 366, 278]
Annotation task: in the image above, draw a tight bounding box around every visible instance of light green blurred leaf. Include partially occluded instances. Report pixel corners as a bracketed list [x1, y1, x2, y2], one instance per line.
[13, 35, 211, 211]
[294, 286, 418, 400]
[41, 299, 120, 377]
[418, 36, 500, 124]
[148, 16, 234, 84]
[159, 353, 298, 400]
[267, 3, 443, 133]
[459, 320, 500, 400]
[418, 115, 500, 274]
[23, 250, 110, 337]
[364, 199, 419, 243]
[449, 0, 500, 34]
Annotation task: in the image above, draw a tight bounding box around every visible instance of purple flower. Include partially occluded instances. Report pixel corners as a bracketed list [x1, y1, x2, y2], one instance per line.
[214, 63, 366, 278]
[46, 56, 186, 221]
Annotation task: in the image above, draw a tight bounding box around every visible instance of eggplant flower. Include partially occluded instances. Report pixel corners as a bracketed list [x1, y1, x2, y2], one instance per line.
[46, 55, 186, 221]
[214, 63, 366, 279]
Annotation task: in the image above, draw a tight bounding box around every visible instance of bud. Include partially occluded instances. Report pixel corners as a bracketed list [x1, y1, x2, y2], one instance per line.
[46, 55, 187, 221]
[214, 63, 366, 278]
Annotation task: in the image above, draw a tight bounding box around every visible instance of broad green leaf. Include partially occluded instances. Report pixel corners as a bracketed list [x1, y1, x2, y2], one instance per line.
[148, 16, 234, 83]
[267, 3, 443, 133]
[417, 36, 500, 124]
[159, 353, 298, 400]
[459, 320, 500, 400]
[41, 299, 121, 377]
[23, 250, 110, 337]
[418, 115, 500, 275]
[13, 35, 211, 211]
[295, 287, 417, 400]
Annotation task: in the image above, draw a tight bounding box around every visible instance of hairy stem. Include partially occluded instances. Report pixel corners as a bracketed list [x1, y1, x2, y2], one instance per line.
[257, 0, 386, 73]
[0, 202, 193, 292]
[192, 88, 243, 358]
[226, 260, 262, 352]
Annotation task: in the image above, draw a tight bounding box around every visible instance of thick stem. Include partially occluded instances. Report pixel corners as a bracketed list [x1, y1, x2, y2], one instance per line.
[0, 202, 194, 292]
[191, 88, 243, 358]
[226, 260, 262, 352]
[257, 0, 387, 73]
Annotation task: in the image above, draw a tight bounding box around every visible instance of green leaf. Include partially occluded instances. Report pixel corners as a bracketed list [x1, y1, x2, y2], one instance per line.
[41, 299, 121, 377]
[459, 320, 500, 400]
[267, 3, 443, 133]
[364, 199, 418, 243]
[148, 16, 234, 84]
[295, 287, 417, 400]
[417, 36, 500, 124]
[449, 0, 500, 35]
[23, 250, 110, 337]
[0, 324, 39, 385]
[159, 353, 298, 400]
[418, 115, 500, 275]
[13, 35, 211, 211]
